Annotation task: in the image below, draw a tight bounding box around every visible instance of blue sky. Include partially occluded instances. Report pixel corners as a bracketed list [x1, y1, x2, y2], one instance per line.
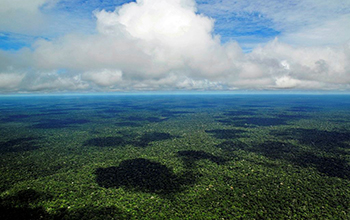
[0, 0, 289, 52]
[2, 0, 349, 50]
[0, 0, 349, 93]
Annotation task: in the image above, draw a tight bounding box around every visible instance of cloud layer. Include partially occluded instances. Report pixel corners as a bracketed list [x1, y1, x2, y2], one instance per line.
[0, 0, 349, 93]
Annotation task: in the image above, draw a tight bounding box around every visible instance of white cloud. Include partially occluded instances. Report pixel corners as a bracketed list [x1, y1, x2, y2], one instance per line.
[29, 0, 239, 79]
[274, 76, 300, 89]
[82, 69, 123, 87]
[0, 0, 349, 93]
[0, 73, 24, 89]
[249, 39, 350, 86]
[0, 0, 49, 34]
[22, 71, 89, 92]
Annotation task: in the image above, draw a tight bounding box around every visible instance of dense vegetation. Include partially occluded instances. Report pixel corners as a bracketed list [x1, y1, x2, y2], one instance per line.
[1, 95, 350, 219]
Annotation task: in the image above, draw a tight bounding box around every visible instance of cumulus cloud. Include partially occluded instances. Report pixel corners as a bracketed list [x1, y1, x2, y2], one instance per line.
[250, 39, 350, 87]
[0, 0, 349, 93]
[20, 71, 88, 92]
[27, 0, 237, 88]
[82, 69, 123, 87]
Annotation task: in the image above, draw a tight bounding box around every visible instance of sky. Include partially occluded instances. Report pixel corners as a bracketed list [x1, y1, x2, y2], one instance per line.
[0, 0, 350, 93]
